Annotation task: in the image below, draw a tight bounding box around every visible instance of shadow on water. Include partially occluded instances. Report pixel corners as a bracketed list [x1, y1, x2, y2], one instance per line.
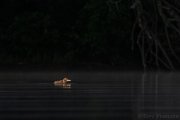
[0, 71, 179, 120]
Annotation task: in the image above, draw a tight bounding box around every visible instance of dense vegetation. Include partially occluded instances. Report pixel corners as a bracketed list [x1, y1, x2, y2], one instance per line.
[0, 0, 179, 69]
[0, 0, 139, 67]
[132, 0, 180, 70]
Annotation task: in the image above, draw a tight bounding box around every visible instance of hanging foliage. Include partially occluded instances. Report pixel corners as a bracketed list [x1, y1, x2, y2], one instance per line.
[131, 0, 180, 70]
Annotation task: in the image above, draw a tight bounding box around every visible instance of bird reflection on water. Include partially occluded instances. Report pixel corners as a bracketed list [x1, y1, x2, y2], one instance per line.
[54, 82, 71, 89]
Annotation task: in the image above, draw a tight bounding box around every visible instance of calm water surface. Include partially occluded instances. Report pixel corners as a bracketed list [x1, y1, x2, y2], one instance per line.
[0, 71, 179, 120]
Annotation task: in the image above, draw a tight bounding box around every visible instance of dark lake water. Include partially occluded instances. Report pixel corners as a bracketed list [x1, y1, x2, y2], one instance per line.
[0, 71, 179, 120]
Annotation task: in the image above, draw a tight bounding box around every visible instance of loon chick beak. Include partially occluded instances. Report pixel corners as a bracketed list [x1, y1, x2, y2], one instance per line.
[66, 79, 71, 82]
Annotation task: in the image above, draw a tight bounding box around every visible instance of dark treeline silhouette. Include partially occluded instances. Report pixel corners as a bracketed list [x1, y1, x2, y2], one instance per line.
[0, 0, 165, 69]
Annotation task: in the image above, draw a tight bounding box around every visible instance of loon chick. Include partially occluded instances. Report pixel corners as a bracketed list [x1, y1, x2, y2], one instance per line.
[54, 77, 71, 84]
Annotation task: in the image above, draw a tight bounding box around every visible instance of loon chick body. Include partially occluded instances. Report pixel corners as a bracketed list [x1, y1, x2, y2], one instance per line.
[54, 77, 71, 85]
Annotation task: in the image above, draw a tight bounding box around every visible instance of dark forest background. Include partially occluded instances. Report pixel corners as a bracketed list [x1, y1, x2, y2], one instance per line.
[0, 0, 139, 68]
[0, 0, 179, 70]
